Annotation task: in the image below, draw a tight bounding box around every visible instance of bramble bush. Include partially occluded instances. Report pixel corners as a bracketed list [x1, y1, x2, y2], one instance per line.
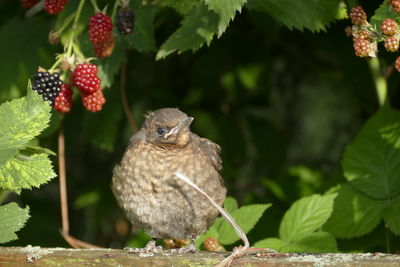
[0, 0, 399, 253]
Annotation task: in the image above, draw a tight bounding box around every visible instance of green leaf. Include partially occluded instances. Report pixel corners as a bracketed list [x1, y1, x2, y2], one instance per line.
[383, 196, 400, 236]
[205, 0, 246, 36]
[323, 184, 384, 238]
[218, 203, 271, 245]
[253, 237, 286, 250]
[0, 153, 56, 192]
[223, 196, 238, 213]
[0, 83, 51, 152]
[246, 0, 344, 32]
[126, 5, 158, 52]
[342, 107, 400, 199]
[371, 1, 400, 28]
[156, 4, 219, 60]
[161, 0, 197, 15]
[280, 231, 337, 253]
[280, 194, 336, 242]
[0, 202, 30, 243]
[0, 149, 17, 167]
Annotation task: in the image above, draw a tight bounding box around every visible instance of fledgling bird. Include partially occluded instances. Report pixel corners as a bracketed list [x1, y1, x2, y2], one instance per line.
[112, 108, 226, 252]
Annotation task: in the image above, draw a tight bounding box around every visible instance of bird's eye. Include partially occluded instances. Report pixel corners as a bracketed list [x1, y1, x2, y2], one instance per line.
[157, 126, 165, 135]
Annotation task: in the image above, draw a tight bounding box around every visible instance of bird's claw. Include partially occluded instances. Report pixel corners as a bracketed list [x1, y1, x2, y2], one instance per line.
[125, 240, 163, 253]
[169, 242, 196, 254]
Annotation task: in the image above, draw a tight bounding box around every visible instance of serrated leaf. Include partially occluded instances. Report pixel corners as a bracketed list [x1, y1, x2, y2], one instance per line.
[218, 203, 271, 245]
[156, 4, 219, 60]
[342, 107, 400, 199]
[371, 1, 400, 28]
[126, 5, 158, 52]
[383, 196, 400, 236]
[0, 153, 56, 192]
[280, 231, 337, 253]
[253, 237, 286, 250]
[323, 183, 384, 238]
[223, 196, 238, 213]
[0, 202, 30, 243]
[280, 194, 336, 242]
[0, 84, 51, 152]
[246, 0, 343, 32]
[205, 0, 246, 36]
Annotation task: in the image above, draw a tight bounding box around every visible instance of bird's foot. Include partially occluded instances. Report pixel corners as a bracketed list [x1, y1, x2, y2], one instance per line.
[125, 240, 163, 254]
[169, 242, 196, 254]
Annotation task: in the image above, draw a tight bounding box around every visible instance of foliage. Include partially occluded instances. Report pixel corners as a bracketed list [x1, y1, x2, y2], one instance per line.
[196, 197, 270, 249]
[0, 84, 55, 243]
[0, 0, 400, 254]
[254, 194, 337, 253]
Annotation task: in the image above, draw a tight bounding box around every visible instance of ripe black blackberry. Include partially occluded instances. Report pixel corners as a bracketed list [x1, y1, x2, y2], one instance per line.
[116, 8, 134, 35]
[32, 71, 63, 106]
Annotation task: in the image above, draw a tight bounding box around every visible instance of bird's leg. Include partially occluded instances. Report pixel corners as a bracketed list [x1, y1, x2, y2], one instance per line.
[126, 239, 163, 253]
[169, 239, 196, 254]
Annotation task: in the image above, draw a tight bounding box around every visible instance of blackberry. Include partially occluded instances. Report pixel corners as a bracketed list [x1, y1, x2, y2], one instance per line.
[81, 90, 106, 112]
[44, 0, 69, 14]
[391, 0, 400, 14]
[384, 36, 399, 52]
[381, 18, 399, 36]
[89, 12, 114, 58]
[349, 6, 367, 25]
[72, 63, 101, 94]
[116, 8, 135, 35]
[353, 37, 371, 57]
[54, 83, 73, 114]
[21, 0, 39, 8]
[32, 71, 63, 106]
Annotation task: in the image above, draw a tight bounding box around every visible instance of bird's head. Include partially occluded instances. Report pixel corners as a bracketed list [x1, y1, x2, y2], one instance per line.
[143, 108, 194, 148]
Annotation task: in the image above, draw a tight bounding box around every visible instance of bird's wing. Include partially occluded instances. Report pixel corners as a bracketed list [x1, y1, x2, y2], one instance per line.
[191, 133, 222, 171]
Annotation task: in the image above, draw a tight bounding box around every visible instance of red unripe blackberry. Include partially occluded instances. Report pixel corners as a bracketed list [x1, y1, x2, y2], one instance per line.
[93, 33, 115, 58]
[81, 90, 106, 112]
[381, 19, 399, 36]
[384, 36, 399, 52]
[391, 0, 400, 14]
[355, 29, 371, 40]
[21, 0, 39, 8]
[395, 56, 400, 72]
[89, 12, 113, 44]
[44, 0, 69, 14]
[353, 37, 371, 57]
[116, 8, 135, 35]
[32, 71, 63, 106]
[349, 6, 367, 25]
[54, 83, 73, 114]
[72, 63, 101, 94]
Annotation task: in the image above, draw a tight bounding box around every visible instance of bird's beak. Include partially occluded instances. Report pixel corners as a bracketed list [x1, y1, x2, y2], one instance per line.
[164, 117, 194, 138]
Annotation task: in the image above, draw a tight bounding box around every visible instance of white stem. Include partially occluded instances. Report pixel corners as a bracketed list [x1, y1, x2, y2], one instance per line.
[175, 172, 249, 250]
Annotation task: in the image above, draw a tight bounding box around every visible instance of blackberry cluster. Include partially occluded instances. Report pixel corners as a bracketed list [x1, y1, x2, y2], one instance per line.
[72, 63, 106, 112]
[89, 12, 115, 58]
[32, 72, 63, 106]
[116, 8, 135, 35]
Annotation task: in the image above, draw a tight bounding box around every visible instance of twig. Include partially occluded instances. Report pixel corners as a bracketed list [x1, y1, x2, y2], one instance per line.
[175, 172, 250, 267]
[120, 58, 137, 133]
[58, 122, 69, 235]
[58, 121, 101, 249]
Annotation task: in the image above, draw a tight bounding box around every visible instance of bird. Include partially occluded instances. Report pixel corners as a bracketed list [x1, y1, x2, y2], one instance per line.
[112, 108, 226, 252]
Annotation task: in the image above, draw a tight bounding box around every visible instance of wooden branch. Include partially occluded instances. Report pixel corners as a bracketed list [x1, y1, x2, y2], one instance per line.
[1, 247, 400, 266]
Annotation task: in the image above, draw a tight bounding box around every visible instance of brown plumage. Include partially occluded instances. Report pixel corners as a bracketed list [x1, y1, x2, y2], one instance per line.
[112, 108, 226, 246]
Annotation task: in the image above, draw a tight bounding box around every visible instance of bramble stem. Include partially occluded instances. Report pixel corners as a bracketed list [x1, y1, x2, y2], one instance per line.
[58, 122, 69, 235]
[369, 57, 387, 107]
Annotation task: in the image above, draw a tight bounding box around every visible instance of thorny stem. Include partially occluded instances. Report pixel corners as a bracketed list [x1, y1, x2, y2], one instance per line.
[369, 57, 388, 107]
[58, 122, 69, 235]
[120, 58, 137, 133]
